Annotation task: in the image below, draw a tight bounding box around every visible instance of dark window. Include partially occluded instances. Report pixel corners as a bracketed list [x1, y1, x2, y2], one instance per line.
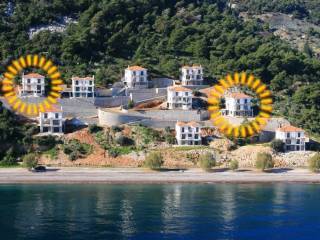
[182, 134, 185, 139]
[182, 127, 184, 133]
[55, 113, 59, 118]
[287, 133, 290, 138]
[27, 79, 31, 83]
[75, 81, 79, 85]
[44, 113, 48, 119]
[298, 132, 301, 137]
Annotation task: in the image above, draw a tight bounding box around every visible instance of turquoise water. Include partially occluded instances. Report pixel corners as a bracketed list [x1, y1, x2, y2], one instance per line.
[1, 184, 320, 240]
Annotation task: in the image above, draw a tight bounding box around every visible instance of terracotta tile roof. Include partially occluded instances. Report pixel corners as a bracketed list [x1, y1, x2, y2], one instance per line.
[277, 125, 304, 132]
[227, 92, 252, 99]
[72, 76, 94, 81]
[126, 65, 146, 71]
[43, 105, 63, 113]
[24, 73, 44, 78]
[168, 85, 192, 92]
[181, 64, 202, 69]
[176, 121, 201, 127]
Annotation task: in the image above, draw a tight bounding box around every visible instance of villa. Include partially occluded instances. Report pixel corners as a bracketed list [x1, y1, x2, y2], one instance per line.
[275, 125, 307, 151]
[123, 65, 148, 89]
[20, 73, 45, 97]
[175, 121, 202, 145]
[181, 65, 203, 86]
[221, 92, 253, 117]
[72, 76, 95, 98]
[167, 85, 193, 110]
[39, 105, 64, 134]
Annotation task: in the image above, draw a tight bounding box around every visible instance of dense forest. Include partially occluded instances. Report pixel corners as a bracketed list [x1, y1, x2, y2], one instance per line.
[0, 0, 319, 136]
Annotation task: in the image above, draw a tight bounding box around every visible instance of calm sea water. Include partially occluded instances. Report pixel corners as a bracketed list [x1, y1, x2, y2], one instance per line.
[1, 184, 320, 240]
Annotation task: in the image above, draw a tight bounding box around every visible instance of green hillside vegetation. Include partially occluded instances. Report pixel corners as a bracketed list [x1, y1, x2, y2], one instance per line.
[0, 0, 319, 135]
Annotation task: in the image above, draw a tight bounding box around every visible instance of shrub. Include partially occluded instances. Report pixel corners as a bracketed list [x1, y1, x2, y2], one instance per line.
[271, 139, 285, 153]
[0, 148, 17, 166]
[116, 136, 135, 146]
[63, 139, 92, 161]
[88, 124, 103, 134]
[165, 134, 176, 144]
[309, 153, 320, 172]
[199, 152, 216, 171]
[144, 152, 164, 169]
[23, 153, 38, 169]
[255, 152, 274, 171]
[108, 148, 120, 158]
[111, 125, 123, 132]
[230, 160, 239, 171]
[36, 136, 57, 150]
[69, 151, 79, 161]
[127, 99, 134, 109]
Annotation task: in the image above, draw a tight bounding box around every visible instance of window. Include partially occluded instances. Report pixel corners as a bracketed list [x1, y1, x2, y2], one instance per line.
[244, 99, 247, 103]
[27, 79, 31, 83]
[75, 80, 79, 85]
[195, 134, 199, 139]
[298, 132, 301, 137]
[188, 134, 192, 138]
[196, 127, 199, 132]
[44, 113, 48, 119]
[182, 134, 185, 139]
[37, 79, 41, 84]
[133, 71, 136, 76]
[89, 81, 93, 85]
[88, 87, 92, 91]
[287, 133, 290, 138]
[188, 127, 191, 132]
[297, 139, 300, 144]
[181, 127, 184, 133]
[237, 100, 240, 104]
[176, 92, 178, 96]
[55, 113, 59, 119]
[141, 71, 144, 75]
[76, 87, 80, 91]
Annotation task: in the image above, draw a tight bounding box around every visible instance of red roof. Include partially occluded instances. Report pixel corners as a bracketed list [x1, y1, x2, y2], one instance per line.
[24, 73, 44, 78]
[168, 85, 192, 92]
[44, 105, 63, 113]
[181, 64, 202, 69]
[72, 76, 94, 81]
[227, 92, 252, 99]
[126, 65, 146, 71]
[277, 125, 304, 132]
[176, 121, 201, 127]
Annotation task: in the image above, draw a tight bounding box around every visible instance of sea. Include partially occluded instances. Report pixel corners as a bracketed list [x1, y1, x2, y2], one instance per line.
[1, 184, 320, 240]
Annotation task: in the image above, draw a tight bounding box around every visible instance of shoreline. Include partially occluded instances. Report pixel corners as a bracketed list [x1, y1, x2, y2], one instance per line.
[0, 167, 320, 184]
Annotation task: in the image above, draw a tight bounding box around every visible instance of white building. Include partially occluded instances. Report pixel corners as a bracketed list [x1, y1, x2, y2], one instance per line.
[175, 121, 201, 145]
[167, 85, 193, 110]
[20, 73, 45, 96]
[72, 76, 95, 98]
[181, 65, 203, 86]
[123, 66, 148, 89]
[221, 92, 253, 117]
[39, 105, 64, 134]
[275, 125, 307, 151]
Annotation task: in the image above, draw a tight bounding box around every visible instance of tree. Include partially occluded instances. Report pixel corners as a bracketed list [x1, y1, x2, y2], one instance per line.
[23, 153, 38, 169]
[309, 153, 320, 172]
[255, 152, 274, 171]
[88, 124, 103, 134]
[271, 139, 285, 153]
[144, 152, 164, 169]
[127, 99, 134, 109]
[199, 152, 216, 171]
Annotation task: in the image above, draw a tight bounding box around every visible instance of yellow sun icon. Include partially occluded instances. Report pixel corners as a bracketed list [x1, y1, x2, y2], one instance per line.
[208, 72, 273, 138]
[1, 54, 63, 116]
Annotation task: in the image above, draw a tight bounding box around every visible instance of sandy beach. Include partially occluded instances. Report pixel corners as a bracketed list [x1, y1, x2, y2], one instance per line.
[0, 167, 320, 183]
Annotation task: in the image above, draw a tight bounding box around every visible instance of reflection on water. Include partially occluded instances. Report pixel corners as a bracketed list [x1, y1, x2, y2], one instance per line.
[1, 184, 320, 240]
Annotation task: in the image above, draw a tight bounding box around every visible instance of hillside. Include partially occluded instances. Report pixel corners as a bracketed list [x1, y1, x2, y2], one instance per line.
[0, 0, 319, 135]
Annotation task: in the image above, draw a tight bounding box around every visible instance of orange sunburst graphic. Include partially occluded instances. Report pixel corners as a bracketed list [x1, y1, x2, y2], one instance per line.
[208, 72, 273, 138]
[1, 54, 63, 116]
